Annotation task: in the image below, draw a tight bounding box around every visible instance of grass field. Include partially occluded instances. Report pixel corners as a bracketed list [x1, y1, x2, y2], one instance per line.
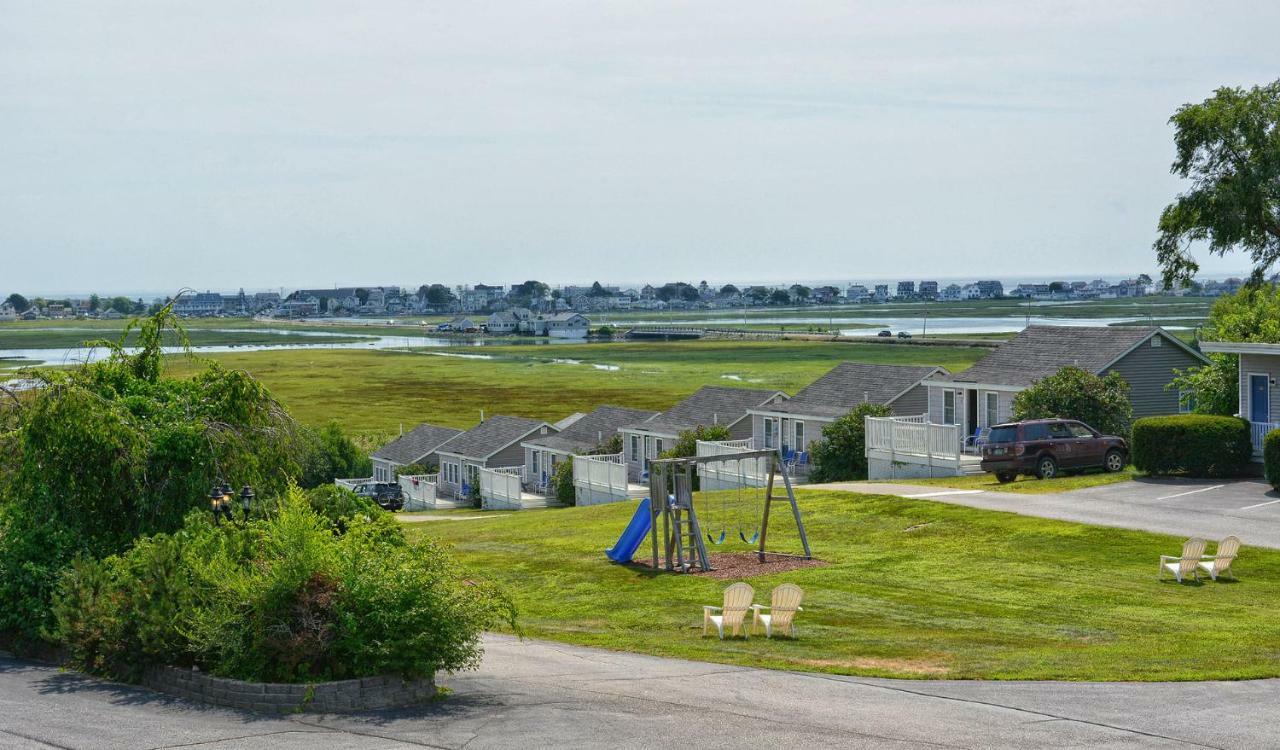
[0, 326, 367, 350]
[406, 490, 1280, 681]
[169, 340, 989, 436]
[887, 467, 1142, 494]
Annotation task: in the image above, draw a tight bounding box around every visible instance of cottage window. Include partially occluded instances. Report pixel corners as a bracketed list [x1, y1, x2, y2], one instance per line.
[630, 435, 639, 460]
[1151, 336, 1162, 347]
[763, 418, 775, 449]
[532, 451, 540, 477]
[984, 392, 998, 427]
[1179, 389, 1195, 414]
[943, 391, 956, 425]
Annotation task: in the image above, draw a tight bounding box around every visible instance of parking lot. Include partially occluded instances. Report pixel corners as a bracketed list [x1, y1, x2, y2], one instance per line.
[819, 477, 1280, 549]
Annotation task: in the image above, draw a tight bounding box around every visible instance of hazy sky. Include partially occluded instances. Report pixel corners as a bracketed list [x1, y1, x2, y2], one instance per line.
[3, 1, 1278, 294]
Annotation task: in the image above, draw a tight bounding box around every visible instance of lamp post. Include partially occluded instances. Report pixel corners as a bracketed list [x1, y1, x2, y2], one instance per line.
[239, 485, 255, 520]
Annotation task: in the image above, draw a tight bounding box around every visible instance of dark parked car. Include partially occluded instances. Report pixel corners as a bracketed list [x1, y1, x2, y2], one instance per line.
[877, 329, 893, 337]
[897, 331, 912, 339]
[980, 419, 1127, 482]
[353, 481, 404, 511]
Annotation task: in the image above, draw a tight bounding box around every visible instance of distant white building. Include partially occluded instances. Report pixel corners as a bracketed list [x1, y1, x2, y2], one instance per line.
[941, 283, 963, 301]
[845, 284, 868, 302]
[0, 302, 16, 321]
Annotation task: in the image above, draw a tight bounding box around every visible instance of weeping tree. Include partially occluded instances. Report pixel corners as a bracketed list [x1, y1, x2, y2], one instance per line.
[0, 302, 325, 648]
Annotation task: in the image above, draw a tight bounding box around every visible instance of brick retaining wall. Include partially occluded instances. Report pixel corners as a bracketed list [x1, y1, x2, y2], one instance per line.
[142, 665, 435, 713]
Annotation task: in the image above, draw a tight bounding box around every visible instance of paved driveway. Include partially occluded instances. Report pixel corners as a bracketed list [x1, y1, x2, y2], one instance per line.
[3, 635, 1278, 749]
[809, 478, 1280, 548]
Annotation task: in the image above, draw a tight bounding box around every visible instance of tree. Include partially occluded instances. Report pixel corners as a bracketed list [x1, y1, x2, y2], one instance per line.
[88, 294, 101, 312]
[745, 286, 770, 303]
[659, 425, 731, 460]
[768, 289, 791, 305]
[808, 403, 892, 482]
[109, 296, 134, 315]
[1172, 284, 1280, 414]
[508, 280, 549, 305]
[1048, 281, 1068, 293]
[1013, 366, 1133, 437]
[1155, 80, 1280, 288]
[789, 284, 811, 301]
[5, 293, 29, 312]
[719, 284, 740, 297]
[355, 288, 370, 305]
[551, 460, 575, 505]
[423, 284, 455, 305]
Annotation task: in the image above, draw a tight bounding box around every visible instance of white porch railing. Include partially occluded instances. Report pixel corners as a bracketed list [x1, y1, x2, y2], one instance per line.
[334, 477, 372, 491]
[573, 453, 631, 506]
[696, 439, 768, 488]
[1249, 421, 1280, 454]
[479, 466, 525, 510]
[865, 415, 961, 461]
[398, 474, 438, 510]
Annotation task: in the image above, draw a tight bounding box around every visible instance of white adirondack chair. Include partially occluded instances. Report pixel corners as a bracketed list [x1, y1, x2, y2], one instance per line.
[703, 582, 754, 639]
[1159, 538, 1207, 583]
[1198, 536, 1241, 581]
[752, 583, 804, 638]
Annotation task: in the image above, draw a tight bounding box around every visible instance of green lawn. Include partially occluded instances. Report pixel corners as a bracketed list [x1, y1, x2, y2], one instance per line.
[174, 340, 988, 436]
[889, 467, 1142, 494]
[407, 490, 1280, 681]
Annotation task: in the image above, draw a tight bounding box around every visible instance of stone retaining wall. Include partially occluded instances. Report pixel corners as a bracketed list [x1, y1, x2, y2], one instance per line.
[142, 665, 435, 713]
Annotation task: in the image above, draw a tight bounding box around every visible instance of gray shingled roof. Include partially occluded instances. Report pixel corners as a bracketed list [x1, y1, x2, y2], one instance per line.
[371, 423, 463, 465]
[437, 415, 552, 459]
[629, 386, 783, 436]
[765, 362, 946, 418]
[937, 326, 1195, 387]
[525, 406, 659, 454]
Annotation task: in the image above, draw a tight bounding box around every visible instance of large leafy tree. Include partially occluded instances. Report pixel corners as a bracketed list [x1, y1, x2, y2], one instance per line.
[1155, 81, 1280, 288]
[1013, 367, 1132, 437]
[1173, 284, 1280, 414]
[5, 293, 29, 312]
[0, 304, 338, 647]
[808, 403, 892, 483]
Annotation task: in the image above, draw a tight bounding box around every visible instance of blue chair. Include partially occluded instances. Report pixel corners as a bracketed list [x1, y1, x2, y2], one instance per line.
[796, 451, 809, 467]
[962, 427, 990, 454]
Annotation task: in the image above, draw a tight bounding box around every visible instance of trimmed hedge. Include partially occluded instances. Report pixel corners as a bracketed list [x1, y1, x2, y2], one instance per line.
[1265, 430, 1280, 490]
[1131, 415, 1252, 478]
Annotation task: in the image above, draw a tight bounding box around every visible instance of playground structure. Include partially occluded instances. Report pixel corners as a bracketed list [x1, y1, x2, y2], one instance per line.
[606, 448, 811, 573]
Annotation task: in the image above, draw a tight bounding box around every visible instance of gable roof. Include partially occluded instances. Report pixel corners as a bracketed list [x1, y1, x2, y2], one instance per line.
[627, 386, 784, 436]
[762, 362, 947, 418]
[933, 326, 1207, 388]
[371, 423, 463, 465]
[437, 415, 553, 459]
[525, 406, 660, 454]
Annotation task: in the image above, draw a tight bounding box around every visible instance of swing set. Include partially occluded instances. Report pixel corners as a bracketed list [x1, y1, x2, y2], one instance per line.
[646, 448, 811, 573]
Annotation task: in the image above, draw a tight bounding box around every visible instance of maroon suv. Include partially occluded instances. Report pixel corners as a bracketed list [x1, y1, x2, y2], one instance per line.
[980, 419, 1127, 482]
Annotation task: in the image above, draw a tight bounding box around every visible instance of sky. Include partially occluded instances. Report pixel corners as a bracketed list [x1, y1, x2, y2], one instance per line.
[2, 1, 1278, 295]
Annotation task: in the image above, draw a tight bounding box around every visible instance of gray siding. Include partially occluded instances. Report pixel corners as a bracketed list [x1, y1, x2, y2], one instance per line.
[488, 439, 528, 469]
[889, 383, 930, 416]
[1239, 353, 1280, 422]
[1102, 334, 1205, 418]
[727, 416, 753, 441]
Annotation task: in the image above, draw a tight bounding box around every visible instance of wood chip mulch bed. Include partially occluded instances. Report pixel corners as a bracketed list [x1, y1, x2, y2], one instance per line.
[627, 552, 827, 579]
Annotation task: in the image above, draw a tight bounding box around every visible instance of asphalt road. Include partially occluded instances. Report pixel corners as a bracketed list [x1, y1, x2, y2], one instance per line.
[810, 477, 1280, 548]
[3, 635, 1278, 749]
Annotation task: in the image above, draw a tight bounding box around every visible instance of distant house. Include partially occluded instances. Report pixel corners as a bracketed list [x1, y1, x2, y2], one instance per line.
[370, 423, 464, 482]
[521, 406, 658, 489]
[748, 363, 948, 456]
[922, 326, 1209, 440]
[619, 386, 786, 479]
[448, 316, 480, 333]
[0, 302, 15, 321]
[486, 307, 531, 334]
[1199, 341, 1280, 458]
[528, 312, 590, 338]
[435, 416, 558, 497]
[173, 291, 224, 317]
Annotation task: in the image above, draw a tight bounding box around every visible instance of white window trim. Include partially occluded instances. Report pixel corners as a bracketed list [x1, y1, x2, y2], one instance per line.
[984, 392, 998, 427]
[943, 390, 956, 425]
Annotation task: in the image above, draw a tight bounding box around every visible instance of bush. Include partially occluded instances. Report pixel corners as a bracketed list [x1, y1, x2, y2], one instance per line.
[301, 422, 371, 488]
[808, 403, 893, 483]
[552, 460, 575, 506]
[1014, 366, 1133, 438]
[1131, 415, 1253, 478]
[1265, 430, 1280, 490]
[52, 486, 517, 684]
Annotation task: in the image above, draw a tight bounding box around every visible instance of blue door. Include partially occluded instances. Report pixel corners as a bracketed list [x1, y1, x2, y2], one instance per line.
[1250, 374, 1270, 423]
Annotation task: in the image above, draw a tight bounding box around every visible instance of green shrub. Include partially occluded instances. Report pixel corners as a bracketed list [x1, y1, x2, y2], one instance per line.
[1131, 414, 1252, 478]
[552, 460, 575, 506]
[1265, 430, 1280, 489]
[1014, 366, 1133, 438]
[52, 486, 517, 684]
[809, 403, 893, 483]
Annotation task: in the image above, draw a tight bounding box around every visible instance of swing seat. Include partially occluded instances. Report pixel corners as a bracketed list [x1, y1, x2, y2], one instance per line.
[708, 530, 726, 545]
[738, 529, 759, 544]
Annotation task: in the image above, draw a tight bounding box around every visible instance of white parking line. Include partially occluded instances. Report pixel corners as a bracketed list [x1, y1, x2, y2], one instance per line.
[1156, 485, 1224, 501]
[1239, 498, 1280, 511]
[902, 490, 986, 499]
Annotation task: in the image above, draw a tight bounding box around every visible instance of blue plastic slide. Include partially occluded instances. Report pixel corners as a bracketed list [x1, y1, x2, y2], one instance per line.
[605, 497, 652, 563]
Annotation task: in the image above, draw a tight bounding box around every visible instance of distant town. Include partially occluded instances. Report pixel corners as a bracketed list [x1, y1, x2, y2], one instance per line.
[0, 274, 1248, 325]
